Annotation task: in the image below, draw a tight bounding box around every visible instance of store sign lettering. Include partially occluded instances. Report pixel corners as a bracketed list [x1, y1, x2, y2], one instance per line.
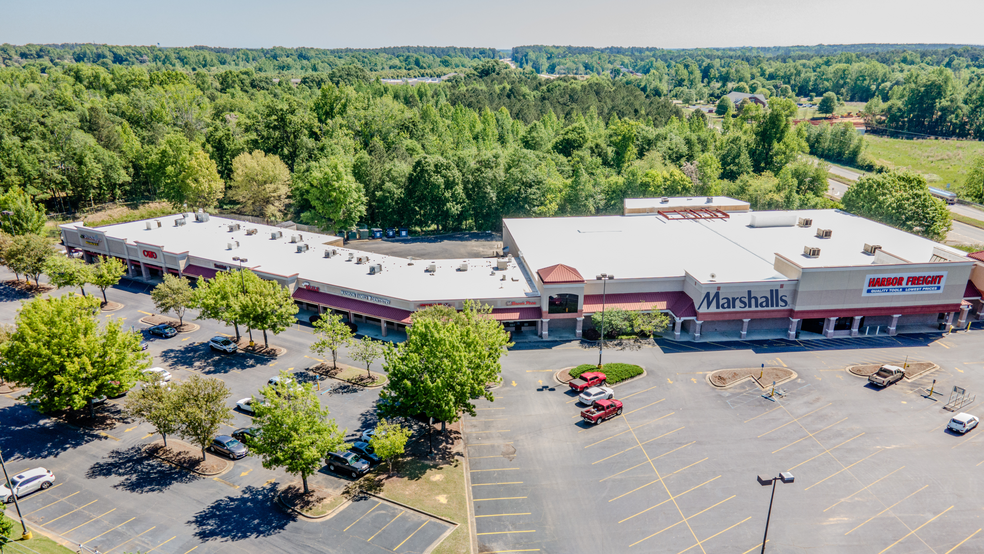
[142, 250, 158, 259]
[506, 300, 538, 306]
[340, 289, 391, 305]
[698, 289, 788, 311]
[863, 272, 946, 296]
[79, 232, 101, 246]
[304, 285, 320, 292]
[417, 303, 453, 309]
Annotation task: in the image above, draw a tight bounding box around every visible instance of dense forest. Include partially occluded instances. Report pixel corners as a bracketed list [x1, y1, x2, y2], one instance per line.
[0, 44, 967, 241]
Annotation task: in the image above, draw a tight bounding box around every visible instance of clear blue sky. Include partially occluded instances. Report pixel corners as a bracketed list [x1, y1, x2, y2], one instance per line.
[2, 0, 982, 50]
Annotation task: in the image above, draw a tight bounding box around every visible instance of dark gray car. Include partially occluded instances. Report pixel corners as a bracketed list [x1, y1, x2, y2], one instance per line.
[326, 451, 370, 478]
[349, 441, 381, 465]
[210, 435, 248, 459]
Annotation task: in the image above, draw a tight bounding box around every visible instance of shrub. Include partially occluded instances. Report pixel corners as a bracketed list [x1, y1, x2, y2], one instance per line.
[570, 363, 643, 385]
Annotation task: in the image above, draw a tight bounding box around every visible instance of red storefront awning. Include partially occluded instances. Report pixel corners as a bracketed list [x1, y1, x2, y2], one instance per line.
[489, 307, 542, 321]
[292, 288, 414, 324]
[582, 291, 697, 318]
[183, 265, 218, 279]
[965, 281, 982, 300]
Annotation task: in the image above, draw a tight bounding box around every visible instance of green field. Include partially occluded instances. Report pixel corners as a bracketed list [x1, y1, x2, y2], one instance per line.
[864, 135, 984, 191]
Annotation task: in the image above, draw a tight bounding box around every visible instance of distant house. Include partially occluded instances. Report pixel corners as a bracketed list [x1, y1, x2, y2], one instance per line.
[725, 92, 768, 108]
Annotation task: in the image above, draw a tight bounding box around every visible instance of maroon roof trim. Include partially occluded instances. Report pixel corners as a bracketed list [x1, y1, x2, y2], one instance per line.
[698, 309, 794, 321]
[965, 281, 983, 300]
[793, 303, 962, 319]
[292, 288, 413, 324]
[489, 307, 542, 321]
[583, 291, 697, 319]
[968, 251, 984, 262]
[183, 265, 218, 279]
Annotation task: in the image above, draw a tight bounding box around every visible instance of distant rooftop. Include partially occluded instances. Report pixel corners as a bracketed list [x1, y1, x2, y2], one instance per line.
[624, 196, 750, 215]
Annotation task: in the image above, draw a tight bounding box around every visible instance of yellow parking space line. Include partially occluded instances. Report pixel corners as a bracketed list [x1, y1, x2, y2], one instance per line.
[103, 526, 156, 553]
[145, 536, 176, 553]
[182, 548, 199, 554]
[43, 499, 98, 526]
[743, 405, 782, 424]
[81, 516, 135, 544]
[775, 358, 787, 367]
[620, 386, 662, 400]
[945, 528, 982, 554]
[471, 482, 522, 486]
[742, 542, 767, 554]
[592, 427, 684, 465]
[467, 442, 513, 447]
[212, 477, 239, 489]
[584, 413, 674, 448]
[771, 417, 848, 454]
[671, 458, 708, 475]
[601, 443, 696, 483]
[343, 501, 380, 532]
[476, 530, 536, 536]
[758, 403, 831, 438]
[953, 431, 979, 449]
[845, 485, 928, 535]
[620, 476, 721, 523]
[23, 490, 78, 516]
[394, 520, 428, 550]
[630, 519, 684, 547]
[475, 513, 532, 517]
[98, 431, 121, 441]
[62, 508, 115, 534]
[601, 461, 651, 483]
[19, 483, 63, 502]
[474, 496, 527, 501]
[608, 479, 661, 503]
[138, 310, 153, 316]
[675, 516, 753, 554]
[624, 399, 666, 416]
[877, 506, 953, 553]
[789, 433, 865, 471]
[685, 495, 734, 521]
[470, 468, 521, 473]
[367, 510, 404, 542]
[824, 466, 904, 512]
[628, 497, 736, 548]
[805, 450, 882, 491]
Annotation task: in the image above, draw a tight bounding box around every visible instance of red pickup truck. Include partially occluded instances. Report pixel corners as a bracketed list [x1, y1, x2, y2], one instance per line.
[581, 399, 623, 425]
[569, 371, 607, 392]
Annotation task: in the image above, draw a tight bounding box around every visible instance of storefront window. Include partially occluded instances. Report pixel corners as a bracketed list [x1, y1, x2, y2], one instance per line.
[548, 293, 579, 314]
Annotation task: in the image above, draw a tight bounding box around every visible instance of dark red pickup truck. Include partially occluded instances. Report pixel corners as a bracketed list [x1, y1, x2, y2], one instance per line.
[581, 399, 623, 425]
[569, 371, 607, 393]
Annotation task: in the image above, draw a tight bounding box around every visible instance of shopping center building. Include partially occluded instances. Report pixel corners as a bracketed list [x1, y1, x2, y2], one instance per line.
[59, 196, 984, 341]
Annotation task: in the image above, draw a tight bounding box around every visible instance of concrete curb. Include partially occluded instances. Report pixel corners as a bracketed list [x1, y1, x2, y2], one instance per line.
[275, 491, 351, 521]
[99, 301, 125, 312]
[705, 368, 799, 390]
[462, 451, 478, 554]
[144, 442, 233, 477]
[137, 315, 201, 334]
[553, 366, 648, 388]
[846, 363, 940, 381]
[363, 492, 460, 527]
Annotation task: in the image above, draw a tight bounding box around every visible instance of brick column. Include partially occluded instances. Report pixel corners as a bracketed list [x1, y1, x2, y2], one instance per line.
[958, 304, 972, 327]
[673, 318, 683, 340]
[787, 318, 800, 340]
[575, 317, 583, 338]
[540, 318, 549, 339]
[823, 317, 838, 338]
[694, 320, 703, 340]
[850, 315, 863, 337]
[740, 319, 751, 340]
[888, 314, 901, 336]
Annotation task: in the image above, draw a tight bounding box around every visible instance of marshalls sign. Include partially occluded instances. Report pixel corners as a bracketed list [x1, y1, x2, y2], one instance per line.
[862, 272, 947, 296]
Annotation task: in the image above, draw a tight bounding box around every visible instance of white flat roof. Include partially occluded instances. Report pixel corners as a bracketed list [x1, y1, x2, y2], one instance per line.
[505, 209, 967, 284]
[71, 216, 535, 303]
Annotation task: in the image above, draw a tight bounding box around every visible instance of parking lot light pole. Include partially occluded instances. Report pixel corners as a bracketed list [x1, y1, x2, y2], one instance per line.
[231, 256, 251, 344]
[596, 273, 614, 368]
[0, 448, 31, 539]
[758, 472, 794, 553]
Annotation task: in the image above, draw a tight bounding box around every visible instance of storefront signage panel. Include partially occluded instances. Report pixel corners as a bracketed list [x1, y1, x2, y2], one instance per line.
[697, 288, 789, 311]
[340, 289, 392, 305]
[79, 232, 101, 246]
[862, 272, 947, 296]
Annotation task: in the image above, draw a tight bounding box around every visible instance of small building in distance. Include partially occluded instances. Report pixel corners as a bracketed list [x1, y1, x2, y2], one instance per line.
[725, 92, 768, 107]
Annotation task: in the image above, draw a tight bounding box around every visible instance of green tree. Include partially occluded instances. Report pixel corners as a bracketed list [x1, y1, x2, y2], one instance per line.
[591, 307, 633, 338]
[0, 186, 46, 236]
[43, 255, 93, 297]
[379, 301, 511, 424]
[178, 150, 225, 209]
[552, 123, 589, 157]
[176, 374, 233, 460]
[750, 97, 804, 174]
[964, 155, 984, 204]
[1, 295, 150, 417]
[818, 92, 838, 115]
[5, 234, 53, 286]
[630, 311, 670, 337]
[90, 256, 126, 305]
[249, 371, 346, 492]
[311, 313, 353, 369]
[842, 170, 952, 241]
[296, 157, 367, 232]
[404, 155, 465, 231]
[151, 274, 194, 327]
[0, 512, 13, 547]
[228, 150, 292, 221]
[125, 374, 180, 446]
[237, 276, 299, 347]
[351, 336, 388, 379]
[191, 270, 246, 341]
[715, 96, 733, 116]
[369, 419, 411, 474]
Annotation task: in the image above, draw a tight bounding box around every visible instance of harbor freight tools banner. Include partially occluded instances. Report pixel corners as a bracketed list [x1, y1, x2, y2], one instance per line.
[862, 272, 947, 296]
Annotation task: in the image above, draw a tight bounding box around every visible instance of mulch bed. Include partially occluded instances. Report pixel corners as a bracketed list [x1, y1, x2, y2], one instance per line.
[100, 300, 124, 312]
[311, 362, 386, 387]
[279, 484, 337, 517]
[237, 339, 287, 357]
[709, 367, 796, 389]
[52, 405, 131, 431]
[145, 439, 230, 476]
[2, 280, 54, 294]
[138, 314, 200, 333]
[556, 367, 575, 383]
[848, 362, 937, 380]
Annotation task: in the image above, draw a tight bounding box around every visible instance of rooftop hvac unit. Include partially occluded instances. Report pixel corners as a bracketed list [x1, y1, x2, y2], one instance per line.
[228, 223, 241, 232]
[245, 228, 258, 236]
[496, 258, 508, 270]
[369, 263, 383, 275]
[347, 253, 354, 261]
[797, 217, 813, 228]
[145, 221, 154, 230]
[427, 263, 437, 273]
[356, 255, 369, 264]
[459, 262, 469, 271]
[863, 243, 882, 255]
[227, 241, 240, 250]
[271, 230, 283, 240]
[501, 274, 507, 281]
[749, 213, 797, 228]
[660, 197, 669, 203]
[816, 228, 832, 239]
[803, 246, 821, 258]
[290, 235, 299, 243]
[195, 212, 210, 222]
[297, 244, 309, 253]
[154, 220, 162, 227]
[324, 249, 333, 258]
[174, 218, 187, 227]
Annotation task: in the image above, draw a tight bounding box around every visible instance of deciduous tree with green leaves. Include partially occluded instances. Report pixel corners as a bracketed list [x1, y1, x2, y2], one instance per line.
[236, 276, 299, 347]
[295, 157, 367, 232]
[125, 374, 180, 446]
[191, 270, 245, 341]
[249, 371, 347, 492]
[43, 255, 93, 297]
[351, 336, 388, 379]
[369, 419, 411, 474]
[0, 186, 46, 236]
[91, 256, 127, 305]
[842, 170, 952, 241]
[4, 234, 53, 286]
[227, 150, 292, 221]
[818, 92, 838, 115]
[1, 294, 150, 417]
[715, 96, 733, 117]
[176, 374, 233, 460]
[151, 274, 194, 327]
[311, 313, 353, 370]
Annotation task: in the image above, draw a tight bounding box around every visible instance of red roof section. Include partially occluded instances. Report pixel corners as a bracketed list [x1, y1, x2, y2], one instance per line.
[183, 265, 218, 279]
[537, 264, 584, 284]
[966, 281, 983, 300]
[489, 307, 542, 321]
[292, 288, 414, 324]
[968, 251, 984, 262]
[582, 291, 697, 318]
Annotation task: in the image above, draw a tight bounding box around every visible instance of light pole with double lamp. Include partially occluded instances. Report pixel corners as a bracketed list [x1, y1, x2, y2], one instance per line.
[232, 256, 251, 345]
[595, 273, 614, 369]
[758, 472, 794, 552]
[0, 447, 31, 539]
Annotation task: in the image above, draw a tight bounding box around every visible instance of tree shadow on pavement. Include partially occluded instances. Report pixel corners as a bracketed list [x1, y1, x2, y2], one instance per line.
[85, 445, 200, 493]
[157, 343, 265, 375]
[188, 482, 293, 542]
[0, 404, 102, 462]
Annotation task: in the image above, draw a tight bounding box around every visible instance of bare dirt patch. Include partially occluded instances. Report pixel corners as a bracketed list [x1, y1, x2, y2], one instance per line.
[708, 367, 797, 389]
[278, 482, 347, 519]
[137, 314, 200, 333]
[310, 362, 387, 387]
[145, 439, 230, 476]
[848, 362, 938, 380]
[0, 383, 22, 395]
[2, 279, 54, 295]
[236, 338, 287, 357]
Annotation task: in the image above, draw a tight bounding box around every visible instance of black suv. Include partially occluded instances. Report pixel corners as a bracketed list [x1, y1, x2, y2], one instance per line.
[326, 451, 370, 478]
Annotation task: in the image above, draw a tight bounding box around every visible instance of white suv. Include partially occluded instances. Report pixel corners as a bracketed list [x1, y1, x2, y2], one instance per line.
[1, 468, 55, 503]
[209, 336, 238, 354]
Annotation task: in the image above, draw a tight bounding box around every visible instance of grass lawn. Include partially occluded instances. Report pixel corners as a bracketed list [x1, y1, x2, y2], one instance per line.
[571, 363, 644, 384]
[864, 135, 984, 190]
[372, 458, 467, 554]
[5, 528, 76, 554]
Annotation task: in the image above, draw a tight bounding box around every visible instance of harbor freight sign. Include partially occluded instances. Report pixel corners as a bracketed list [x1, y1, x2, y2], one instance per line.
[863, 272, 947, 296]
